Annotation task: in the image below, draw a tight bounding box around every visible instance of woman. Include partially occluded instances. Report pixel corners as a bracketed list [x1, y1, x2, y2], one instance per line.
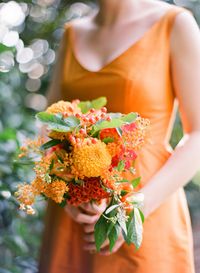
[39, 0, 200, 272]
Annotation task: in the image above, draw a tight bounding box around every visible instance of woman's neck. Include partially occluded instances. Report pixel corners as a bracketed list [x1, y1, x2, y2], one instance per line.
[95, 0, 141, 26]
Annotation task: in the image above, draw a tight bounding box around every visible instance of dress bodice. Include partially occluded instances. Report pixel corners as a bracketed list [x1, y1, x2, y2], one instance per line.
[60, 6, 189, 185]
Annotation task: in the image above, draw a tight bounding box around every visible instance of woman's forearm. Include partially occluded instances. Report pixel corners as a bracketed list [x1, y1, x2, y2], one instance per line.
[141, 131, 200, 217]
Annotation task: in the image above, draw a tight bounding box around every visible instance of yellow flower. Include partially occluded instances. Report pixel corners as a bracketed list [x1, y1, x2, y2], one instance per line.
[46, 100, 81, 115]
[72, 140, 111, 178]
[43, 180, 69, 203]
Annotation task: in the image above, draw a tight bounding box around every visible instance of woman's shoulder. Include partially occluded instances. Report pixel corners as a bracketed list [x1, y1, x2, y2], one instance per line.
[63, 3, 194, 34]
[63, 11, 96, 33]
[170, 8, 199, 53]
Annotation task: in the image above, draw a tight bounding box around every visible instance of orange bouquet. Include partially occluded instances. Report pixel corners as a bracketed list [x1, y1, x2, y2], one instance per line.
[15, 97, 149, 251]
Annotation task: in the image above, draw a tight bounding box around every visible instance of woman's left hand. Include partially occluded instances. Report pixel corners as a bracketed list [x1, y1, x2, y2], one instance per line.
[83, 225, 124, 255]
[80, 200, 125, 255]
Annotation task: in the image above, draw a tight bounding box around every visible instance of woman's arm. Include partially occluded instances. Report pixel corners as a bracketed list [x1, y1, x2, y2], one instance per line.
[142, 10, 200, 217]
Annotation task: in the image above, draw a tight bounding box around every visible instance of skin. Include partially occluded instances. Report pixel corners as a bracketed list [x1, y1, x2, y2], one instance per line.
[47, 0, 200, 256]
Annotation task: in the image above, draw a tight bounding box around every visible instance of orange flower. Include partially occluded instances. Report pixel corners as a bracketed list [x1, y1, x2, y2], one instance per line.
[43, 180, 69, 203]
[67, 177, 110, 206]
[18, 136, 45, 158]
[72, 139, 111, 178]
[46, 100, 81, 115]
[122, 117, 150, 151]
[15, 184, 36, 206]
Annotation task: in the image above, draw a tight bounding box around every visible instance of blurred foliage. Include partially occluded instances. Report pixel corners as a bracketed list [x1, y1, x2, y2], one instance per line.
[0, 0, 199, 272]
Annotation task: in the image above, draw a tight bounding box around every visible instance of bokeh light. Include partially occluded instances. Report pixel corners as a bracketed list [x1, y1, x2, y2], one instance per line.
[16, 48, 34, 64]
[0, 2, 25, 27]
[25, 93, 47, 111]
[0, 51, 15, 73]
[2, 31, 19, 47]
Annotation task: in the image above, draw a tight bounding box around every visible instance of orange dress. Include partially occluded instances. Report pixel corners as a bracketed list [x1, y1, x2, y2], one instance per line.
[39, 6, 195, 273]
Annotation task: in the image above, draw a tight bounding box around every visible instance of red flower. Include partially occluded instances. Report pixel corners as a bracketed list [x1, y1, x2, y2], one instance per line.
[126, 149, 137, 160]
[122, 122, 137, 132]
[99, 128, 121, 142]
[67, 177, 110, 206]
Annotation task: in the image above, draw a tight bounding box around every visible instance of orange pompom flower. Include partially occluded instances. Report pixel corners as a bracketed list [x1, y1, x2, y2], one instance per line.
[43, 180, 69, 204]
[46, 100, 81, 115]
[72, 139, 111, 178]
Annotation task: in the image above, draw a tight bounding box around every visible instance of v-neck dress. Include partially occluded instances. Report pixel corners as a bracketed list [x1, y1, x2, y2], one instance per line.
[39, 6, 195, 273]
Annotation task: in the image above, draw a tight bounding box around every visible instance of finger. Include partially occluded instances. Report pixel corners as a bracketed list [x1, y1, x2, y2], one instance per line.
[100, 238, 110, 249]
[84, 238, 109, 251]
[83, 223, 95, 233]
[65, 204, 81, 215]
[100, 238, 124, 256]
[84, 233, 95, 243]
[90, 201, 107, 214]
[79, 201, 105, 215]
[79, 203, 98, 215]
[76, 213, 99, 224]
[83, 243, 97, 251]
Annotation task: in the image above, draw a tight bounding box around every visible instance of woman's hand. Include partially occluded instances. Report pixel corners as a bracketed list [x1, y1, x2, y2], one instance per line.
[81, 200, 124, 255]
[65, 200, 107, 224]
[65, 204, 100, 224]
[83, 228, 124, 255]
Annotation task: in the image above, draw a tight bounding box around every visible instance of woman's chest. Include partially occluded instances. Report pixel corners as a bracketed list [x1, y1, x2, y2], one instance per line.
[61, 42, 173, 115]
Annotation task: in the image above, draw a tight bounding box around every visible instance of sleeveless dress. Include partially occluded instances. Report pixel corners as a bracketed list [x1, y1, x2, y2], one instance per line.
[39, 6, 195, 273]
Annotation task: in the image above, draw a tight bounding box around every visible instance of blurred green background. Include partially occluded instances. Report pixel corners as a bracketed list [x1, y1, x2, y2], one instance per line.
[0, 0, 200, 272]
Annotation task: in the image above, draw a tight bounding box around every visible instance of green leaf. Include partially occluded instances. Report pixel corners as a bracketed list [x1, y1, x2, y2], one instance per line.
[90, 112, 138, 135]
[40, 139, 61, 150]
[55, 152, 64, 163]
[78, 97, 107, 113]
[78, 101, 91, 114]
[121, 112, 138, 123]
[94, 214, 109, 252]
[132, 208, 143, 249]
[64, 116, 80, 127]
[117, 209, 127, 236]
[44, 173, 51, 183]
[116, 127, 122, 137]
[105, 204, 120, 215]
[36, 112, 79, 132]
[131, 177, 141, 188]
[108, 224, 121, 252]
[121, 190, 129, 196]
[109, 113, 122, 119]
[124, 208, 143, 249]
[139, 209, 145, 223]
[92, 118, 124, 134]
[36, 112, 69, 132]
[91, 97, 107, 109]
[117, 160, 125, 172]
[101, 137, 114, 144]
[49, 159, 55, 171]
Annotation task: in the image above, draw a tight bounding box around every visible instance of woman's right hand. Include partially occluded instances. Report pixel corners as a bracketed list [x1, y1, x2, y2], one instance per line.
[65, 201, 106, 224]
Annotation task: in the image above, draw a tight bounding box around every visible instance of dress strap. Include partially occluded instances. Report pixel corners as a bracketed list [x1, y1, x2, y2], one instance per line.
[64, 20, 78, 47]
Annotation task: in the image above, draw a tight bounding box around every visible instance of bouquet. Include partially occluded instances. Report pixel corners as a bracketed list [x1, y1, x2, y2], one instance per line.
[15, 97, 150, 252]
